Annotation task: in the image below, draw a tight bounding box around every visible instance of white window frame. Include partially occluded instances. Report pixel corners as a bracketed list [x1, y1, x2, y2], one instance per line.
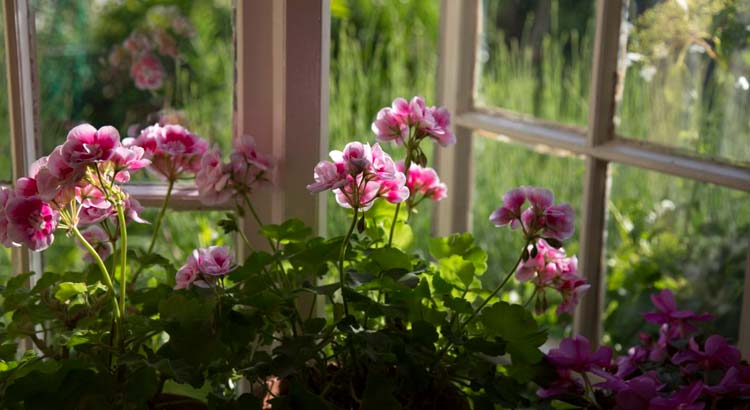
[2, 0, 330, 286]
[435, 0, 750, 350]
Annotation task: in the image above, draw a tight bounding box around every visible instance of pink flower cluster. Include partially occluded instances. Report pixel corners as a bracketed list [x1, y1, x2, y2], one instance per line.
[397, 162, 447, 203]
[0, 124, 148, 251]
[371, 96, 455, 147]
[124, 123, 209, 181]
[195, 137, 273, 206]
[539, 290, 747, 409]
[516, 239, 588, 314]
[107, 6, 195, 91]
[175, 246, 235, 289]
[75, 226, 113, 263]
[307, 142, 409, 211]
[489, 186, 575, 241]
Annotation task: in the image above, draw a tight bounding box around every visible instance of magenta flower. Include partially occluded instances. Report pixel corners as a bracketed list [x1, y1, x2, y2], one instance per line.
[648, 381, 705, 410]
[705, 366, 750, 397]
[547, 336, 612, 373]
[228, 137, 273, 193]
[35, 146, 84, 201]
[425, 106, 456, 147]
[130, 53, 165, 90]
[61, 124, 120, 168]
[672, 335, 741, 371]
[398, 162, 448, 203]
[5, 196, 59, 251]
[614, 374, 661, 410]
[75, 226, 113, 263]
[642, 289, 712, 337]
[536, 369, 583, 399]
[175, 252, 201, 290]
[490, 186, 575, 241]
[110, 145, 150, 175]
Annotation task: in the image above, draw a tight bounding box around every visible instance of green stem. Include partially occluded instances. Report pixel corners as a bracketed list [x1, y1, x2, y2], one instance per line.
[460, 240, 529, 330]
[72, 226, 121, 325]
[116, 204, 128, 325]
[339, 208, 359, 317]
[388, 143, 413, 247]
[524, 287, 539, 310]
[146, 179, 174, 255]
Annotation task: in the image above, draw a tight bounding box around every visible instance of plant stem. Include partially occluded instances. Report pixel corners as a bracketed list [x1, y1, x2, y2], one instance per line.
[460, 241, 529, 330]
[116, 204, 128, 325]
[146, 178, 174, 255]
[524, 287, 538, 309]
[338, 207, 359, 317]
[387, 141, 413, 247]
[72, 226, 121, 333]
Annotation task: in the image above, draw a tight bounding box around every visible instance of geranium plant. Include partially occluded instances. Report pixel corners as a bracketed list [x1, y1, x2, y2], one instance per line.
[0, 96, 743, 410]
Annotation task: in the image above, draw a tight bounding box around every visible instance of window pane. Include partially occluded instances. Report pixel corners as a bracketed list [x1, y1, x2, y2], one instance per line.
[616, 1, 750, 165]
[327, 0, 439, 252]
[471, 134, 585, 337]
[33, 0, 234, 161]
[604, 164, 750, 349]
[0, 5, 11, 182]
[476, 0, 595, 127]
[43, 210, 234, 284]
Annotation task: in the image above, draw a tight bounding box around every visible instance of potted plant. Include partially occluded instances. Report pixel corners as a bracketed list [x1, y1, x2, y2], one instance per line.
[2, 96, 745, 409]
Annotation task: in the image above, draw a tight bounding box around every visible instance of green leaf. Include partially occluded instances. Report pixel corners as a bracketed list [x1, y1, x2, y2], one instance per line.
[480, 302, 547, 364]
[368, 248, 411, 271]
[268, 381, 332, 410]
[361, 370, 402, 410]
[54, 282, 88, 302]
[429, 233, 487, 276]
[303, 318, 326, 334]
[261, 218, 313, 243]
[231, 252, 273, 282]
[438, 255, 475, 288]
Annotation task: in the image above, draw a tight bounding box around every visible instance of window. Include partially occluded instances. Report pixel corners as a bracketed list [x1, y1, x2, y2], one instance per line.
[2, 1, 329, 291]
[436, 0, 750, 349]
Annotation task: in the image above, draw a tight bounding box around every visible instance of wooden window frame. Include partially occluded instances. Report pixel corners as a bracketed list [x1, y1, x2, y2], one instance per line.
[435, 0, 750, 349]
[3, 0, 330, 282]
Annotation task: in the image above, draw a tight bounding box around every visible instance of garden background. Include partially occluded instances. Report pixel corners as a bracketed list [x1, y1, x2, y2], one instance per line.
[0, 0, 748, 352]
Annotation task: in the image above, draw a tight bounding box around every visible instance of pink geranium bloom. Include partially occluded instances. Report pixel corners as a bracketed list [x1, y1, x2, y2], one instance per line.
[548, 336, 612, 373]
[556, 275, 590, 315]
[174, 246, 234, 289]
[614, 374, 661, 410]
[536, 369, 583, 399]
[0, 187, 15, 247]
[490, 186, 575, 241]
[334, 175, 382, 211]
[35, 146, 85, 201]
[126, 123, 209, 180]
[425, 106, 456, 147]
[642, 290, 712, 337]
[197, 246, 234, 276]
[229, 137, 273, 192]
[5, 196, 59, 251]
[123, 32, 152, 54]
[196, 146, 233, 205]
[398, 162, 448, 203]
[110, 146, 150, 173]
[371, 107, 409, 144]
[130, 53, 165, 90]
[61, 124, 120, 168]
[175, 252, 200, 290]
[309, 141, 409, 211]
[306, 161, 347, 193]
[75, 225, 113, 263]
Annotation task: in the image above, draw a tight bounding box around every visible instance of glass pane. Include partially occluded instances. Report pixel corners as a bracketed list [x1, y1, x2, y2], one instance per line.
[44, 210, 235, 284]
[471, 134, 585, 338]
[327, 0, 440, 252]
[476, 0, 595, 127]
[0, 5, 11, 182]
[616, 1, 750, 165]
[33, 0, 234, 165]
[604, 164, 750, 350]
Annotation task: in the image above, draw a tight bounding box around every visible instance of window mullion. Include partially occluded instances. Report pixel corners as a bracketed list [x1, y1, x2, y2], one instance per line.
[573, 0, 623, 345]
[4, 0, 42, 278]
[434, 0, 478, 236]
